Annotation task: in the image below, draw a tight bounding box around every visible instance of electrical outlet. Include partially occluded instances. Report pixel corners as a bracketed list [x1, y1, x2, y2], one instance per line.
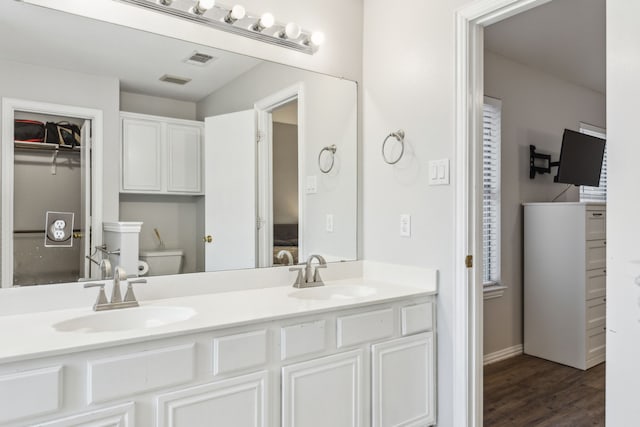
[326, 214, 334, 233]
[400, 214, 411, 237]
[44, 211, 74, 247]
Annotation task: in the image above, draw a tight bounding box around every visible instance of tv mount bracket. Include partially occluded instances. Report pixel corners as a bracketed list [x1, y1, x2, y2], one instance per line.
[529, 145, 559, 179]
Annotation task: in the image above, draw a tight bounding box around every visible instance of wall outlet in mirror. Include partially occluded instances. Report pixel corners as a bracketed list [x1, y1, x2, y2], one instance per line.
[305, 176, 318, 194]
[44, 211, 74, 247]
[326, 214, 334, 232]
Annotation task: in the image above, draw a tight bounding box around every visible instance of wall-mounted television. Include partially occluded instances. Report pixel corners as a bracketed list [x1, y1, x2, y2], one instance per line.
[554, 129, 606, 187]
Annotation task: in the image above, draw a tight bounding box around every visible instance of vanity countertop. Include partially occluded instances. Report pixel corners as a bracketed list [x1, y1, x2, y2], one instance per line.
[0, 277, 436, 364]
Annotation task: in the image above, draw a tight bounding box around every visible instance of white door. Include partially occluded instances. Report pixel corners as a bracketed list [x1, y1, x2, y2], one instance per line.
[79, 120, 91, 278]
[204, 110, 257, 271]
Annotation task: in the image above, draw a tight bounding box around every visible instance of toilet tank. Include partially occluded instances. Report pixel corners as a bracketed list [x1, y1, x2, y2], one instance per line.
[139, 250, 184, 276]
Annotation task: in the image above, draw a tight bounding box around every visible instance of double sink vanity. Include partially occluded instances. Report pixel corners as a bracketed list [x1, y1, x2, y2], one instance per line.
[0, 261, 437, 427]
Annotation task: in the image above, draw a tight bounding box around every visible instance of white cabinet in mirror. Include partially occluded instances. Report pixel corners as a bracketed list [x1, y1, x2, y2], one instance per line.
[0, 1, 357, 287]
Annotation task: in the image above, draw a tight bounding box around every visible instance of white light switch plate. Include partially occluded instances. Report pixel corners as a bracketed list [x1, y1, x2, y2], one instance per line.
[306, 176, 317, 194]
[428, 159, 450, 185]
[400, 214, 411, 237]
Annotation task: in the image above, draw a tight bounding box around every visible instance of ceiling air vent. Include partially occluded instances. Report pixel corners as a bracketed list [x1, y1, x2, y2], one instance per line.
[184, 52, 217, 66]
[159, 74, 192, 85]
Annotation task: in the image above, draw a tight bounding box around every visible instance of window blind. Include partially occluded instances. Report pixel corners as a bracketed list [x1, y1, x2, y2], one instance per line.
[579, 124, 607, 202]
[483, 97, 501, 285]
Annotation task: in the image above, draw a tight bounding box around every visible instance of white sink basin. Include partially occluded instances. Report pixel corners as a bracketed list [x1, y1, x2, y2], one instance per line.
[289, 285, 377, 301]
[52, 306, 196, 333]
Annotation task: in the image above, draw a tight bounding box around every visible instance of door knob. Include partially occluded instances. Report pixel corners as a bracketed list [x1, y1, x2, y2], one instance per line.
[203, 235, 213, 243]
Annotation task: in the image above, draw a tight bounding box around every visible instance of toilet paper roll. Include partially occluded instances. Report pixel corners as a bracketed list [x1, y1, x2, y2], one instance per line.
[137, 260, 149, 276]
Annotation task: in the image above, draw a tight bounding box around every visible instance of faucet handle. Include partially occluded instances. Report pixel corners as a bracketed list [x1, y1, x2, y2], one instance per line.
[313, 264, 327, 283]
[124, 278, 146, 304]
[289, 267, 305, 288]
[83, 282, 108, 309]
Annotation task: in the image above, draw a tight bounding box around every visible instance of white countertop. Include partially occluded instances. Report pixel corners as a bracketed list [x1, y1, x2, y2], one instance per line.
[0, 278, 435, 364]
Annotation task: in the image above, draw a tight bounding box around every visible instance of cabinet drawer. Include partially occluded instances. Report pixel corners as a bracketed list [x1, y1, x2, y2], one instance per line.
[586, 268, 606, 300]
[585, 209, 606, 240]
[586, 326, 606, 363]
[586, 240, 606, 270]
[213, 330, 267, 375]
[586, 298, 606, 330]
[401, 302, 433, 336]
[337, 308, 394, 348]
[0, 366, 62, 423]
[281, 320, 327, 361]
[88, 344, 195, 403]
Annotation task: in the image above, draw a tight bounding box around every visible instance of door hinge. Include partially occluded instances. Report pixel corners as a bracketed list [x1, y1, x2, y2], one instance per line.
[256, 216, 264, 230]
[465, 255, 473, 268]
[256, 130, 263, 143]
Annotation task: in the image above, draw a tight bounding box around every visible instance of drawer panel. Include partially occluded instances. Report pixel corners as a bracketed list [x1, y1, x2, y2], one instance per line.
[586, 268, 606, 300]
[281, 320, 327, 361]
[213, 330, 267, 375]
[401, 302, 433, 336]
[337, 308, 394, 348]
[88, 344, 195, 404]
[586, 326, 606, 362]
[586, 298, 606, 330]
[586, 240, 606, 270]
[585, 210, 606, 240]
[0, 366, 62, 423]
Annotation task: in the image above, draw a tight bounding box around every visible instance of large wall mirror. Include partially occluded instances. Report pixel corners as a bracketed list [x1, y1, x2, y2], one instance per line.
[0, 1, 357, 287]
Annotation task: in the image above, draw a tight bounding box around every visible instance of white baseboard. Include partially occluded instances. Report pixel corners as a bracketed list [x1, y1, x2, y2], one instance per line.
[483, 344, 523, 365]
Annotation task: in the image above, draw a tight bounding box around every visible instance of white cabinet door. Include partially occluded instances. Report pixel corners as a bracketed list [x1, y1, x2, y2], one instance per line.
[157, 371, 267, 427]
[282, 349, 363, 427]
[372, 333, 435, 427]
[167, 123, 202, 193]
[122, 117, 162, 191]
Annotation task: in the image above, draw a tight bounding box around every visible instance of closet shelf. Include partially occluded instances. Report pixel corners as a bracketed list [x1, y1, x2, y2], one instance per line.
[14, 141, 81, 153]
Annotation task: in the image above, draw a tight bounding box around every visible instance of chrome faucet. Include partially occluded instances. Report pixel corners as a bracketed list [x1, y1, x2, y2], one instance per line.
[84, 267, 147, 311]
[289, 254, 327, 288]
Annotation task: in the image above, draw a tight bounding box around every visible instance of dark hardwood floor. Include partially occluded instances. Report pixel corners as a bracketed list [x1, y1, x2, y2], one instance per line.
[484, 355, 605, 426]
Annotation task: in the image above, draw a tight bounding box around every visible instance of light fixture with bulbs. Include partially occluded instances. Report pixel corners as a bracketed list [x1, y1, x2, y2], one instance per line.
[117, 0, 324, 54]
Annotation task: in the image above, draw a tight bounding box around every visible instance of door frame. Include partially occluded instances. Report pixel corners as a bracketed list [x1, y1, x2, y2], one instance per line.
[1, 98, 104, 287]
[255, 83, 305, 267]
[453, 0, 553, 425]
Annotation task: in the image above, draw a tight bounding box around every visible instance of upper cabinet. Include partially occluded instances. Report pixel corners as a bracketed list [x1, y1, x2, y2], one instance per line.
[121, 112, 203, 195]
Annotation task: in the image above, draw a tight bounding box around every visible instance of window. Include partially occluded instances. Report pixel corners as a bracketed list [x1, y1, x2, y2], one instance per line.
[579, 123, 607, 202]
[483, 97, 501, 286]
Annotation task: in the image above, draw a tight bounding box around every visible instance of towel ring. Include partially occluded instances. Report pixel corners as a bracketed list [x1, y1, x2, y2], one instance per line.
[318, 144, 337, 173]
[382, 130, 405, 165]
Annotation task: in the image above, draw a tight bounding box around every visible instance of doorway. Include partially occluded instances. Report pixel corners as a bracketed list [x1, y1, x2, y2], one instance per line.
[1, 98, 103, 287]
[454, 0, 606, 425]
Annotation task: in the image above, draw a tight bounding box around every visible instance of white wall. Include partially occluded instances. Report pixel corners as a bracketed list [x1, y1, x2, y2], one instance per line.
[606, 1, 640, 424]
[362, 1, 470, 423]
[197, 61, 358, 262]
[120, 91, 197, 120]
[483, 50, 606, 356]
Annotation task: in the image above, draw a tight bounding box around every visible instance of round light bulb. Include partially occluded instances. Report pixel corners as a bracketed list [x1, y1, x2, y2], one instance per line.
[260, 12, 275, 29]
[310, 31, 325, 46]
[285, 22, 301, 39]
[230, 5, 246, 20]
[198, 0, 215, 10]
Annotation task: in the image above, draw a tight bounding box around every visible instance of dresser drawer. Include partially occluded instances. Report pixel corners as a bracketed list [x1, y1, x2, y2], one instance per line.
[586, 268, 606, 300]
[337, 308, 394, 348]
[586, 326, 606, 363]
[401, 302, 433, 336]
[586, 240, 606, 270]
[213, 330, 268, 375]
[585, 209, 606, 240]
[586, 298, 606, 330]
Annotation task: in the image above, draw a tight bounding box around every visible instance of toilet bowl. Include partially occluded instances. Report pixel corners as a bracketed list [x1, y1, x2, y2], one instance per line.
[139, 249, 184, 276]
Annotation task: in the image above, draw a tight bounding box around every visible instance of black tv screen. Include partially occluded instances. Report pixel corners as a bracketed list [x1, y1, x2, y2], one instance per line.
[554, 129, 606, 186]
